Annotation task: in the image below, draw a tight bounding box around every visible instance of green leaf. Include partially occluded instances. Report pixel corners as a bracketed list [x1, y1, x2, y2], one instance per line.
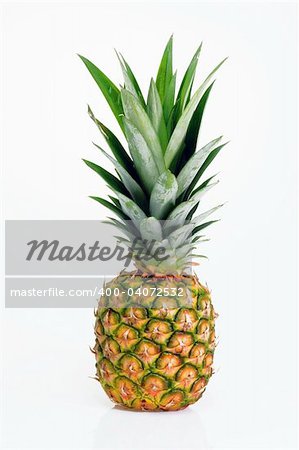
[163, 71, 177, 125]
[107, 217, 140, 238]
[185, 203, 199, 221]
[193, 220, 219, 235]
[168, 223, 194, 248]
[176, 43, 202, 117]
[176, 137, 223, 197]
[147, 79, 168, 151]
[188, 253, 208, 259]
[108, 196, 121, 208]
[184, 142, 228, 200]
[156, 35, 173, 103]
[82, 159, 128, 195]
[165, 58, 227, 167]
[149, 170, 178, 219]
[174, 243, 195, 259]
[104, 217, 136, 240]
[192, 234, 208, 243]
[194, 204, 223, 226]
[123, 118, 160, 194]
[140, 217, 163, 241]
[180, 82, 214, 167]
[121, 89, 165, 171]
[115, 52, 146, 107]
[88, 106, 136, 178]
[78, 55, 124, 131]
[112, 191, 147, 227]
[93, 143, 147, 208]
[190, 174, 218, 197]
[114, 236, 131, 245]
[166, 104, 176, 138]
[89, 196, 128, 220]
[166, 181, 218, 228]
[185, 175, 218, 220]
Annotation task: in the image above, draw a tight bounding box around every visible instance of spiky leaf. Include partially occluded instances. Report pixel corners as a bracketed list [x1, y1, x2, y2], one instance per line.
[184, 142, 228, 200]
[163, 72, 177, 125]
[104, 217, 136, 240]
[194, 204, 223, 226]
[166, 182, 218, 229]
[149, 170, 178, 219]
[190, 174, 218, 197]
[113, 191, 147, 227]
[165, 58, 227, 167]
[89, 196, 128, 220]
[121, 89, 165, 171]
[176, 137, 223, 197]
[82, 159, 128, 195]
[175, 44, 202, 117]
[156, 36, 173, 103]
[93, 143, 147, 207]
[88, 106, 136, 177]
[193, 220, 219, 235]
[116, 52, 146, 107]
[168, 223, 194, 248]
[123, 118, 160, 194]
[108, 196, 121, 208]
[140, 217, 163, 241]
[78, 55, 123, 130]
[179, 82, 214, 167]
[147, 79, 168, 151]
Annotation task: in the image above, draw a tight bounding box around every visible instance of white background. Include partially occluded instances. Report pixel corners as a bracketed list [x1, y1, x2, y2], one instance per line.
[0, 1, 297, 449]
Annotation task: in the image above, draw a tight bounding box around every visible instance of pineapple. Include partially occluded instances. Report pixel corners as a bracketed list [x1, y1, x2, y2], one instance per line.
[80, 36, 227, 411]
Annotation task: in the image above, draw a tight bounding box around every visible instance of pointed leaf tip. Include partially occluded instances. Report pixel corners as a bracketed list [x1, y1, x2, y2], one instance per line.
[156, 36, 173, 104]
[79, 54, 124, 131]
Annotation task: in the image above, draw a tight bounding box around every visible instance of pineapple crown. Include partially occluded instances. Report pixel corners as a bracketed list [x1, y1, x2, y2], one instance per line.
[79, 36, 228, 275]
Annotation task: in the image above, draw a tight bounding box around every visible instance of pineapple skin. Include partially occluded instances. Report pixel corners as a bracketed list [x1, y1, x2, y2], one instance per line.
[93, 273, 216, 411]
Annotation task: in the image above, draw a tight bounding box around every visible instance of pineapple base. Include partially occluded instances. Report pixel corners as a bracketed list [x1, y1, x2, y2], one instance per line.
[93, 272, 216, 411]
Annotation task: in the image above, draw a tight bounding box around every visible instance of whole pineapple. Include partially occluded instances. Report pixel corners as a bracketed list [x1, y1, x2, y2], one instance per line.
[80, 37, 227, 411]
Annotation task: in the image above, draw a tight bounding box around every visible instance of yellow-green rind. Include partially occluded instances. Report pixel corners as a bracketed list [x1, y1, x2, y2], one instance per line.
[93, 273, 217, 411]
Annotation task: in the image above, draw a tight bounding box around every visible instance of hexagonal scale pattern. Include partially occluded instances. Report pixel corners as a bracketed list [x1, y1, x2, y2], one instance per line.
[93, 273, 216, 411]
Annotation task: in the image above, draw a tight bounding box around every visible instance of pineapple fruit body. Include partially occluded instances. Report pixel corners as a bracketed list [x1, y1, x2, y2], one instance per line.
[94, 273, 216, 411]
